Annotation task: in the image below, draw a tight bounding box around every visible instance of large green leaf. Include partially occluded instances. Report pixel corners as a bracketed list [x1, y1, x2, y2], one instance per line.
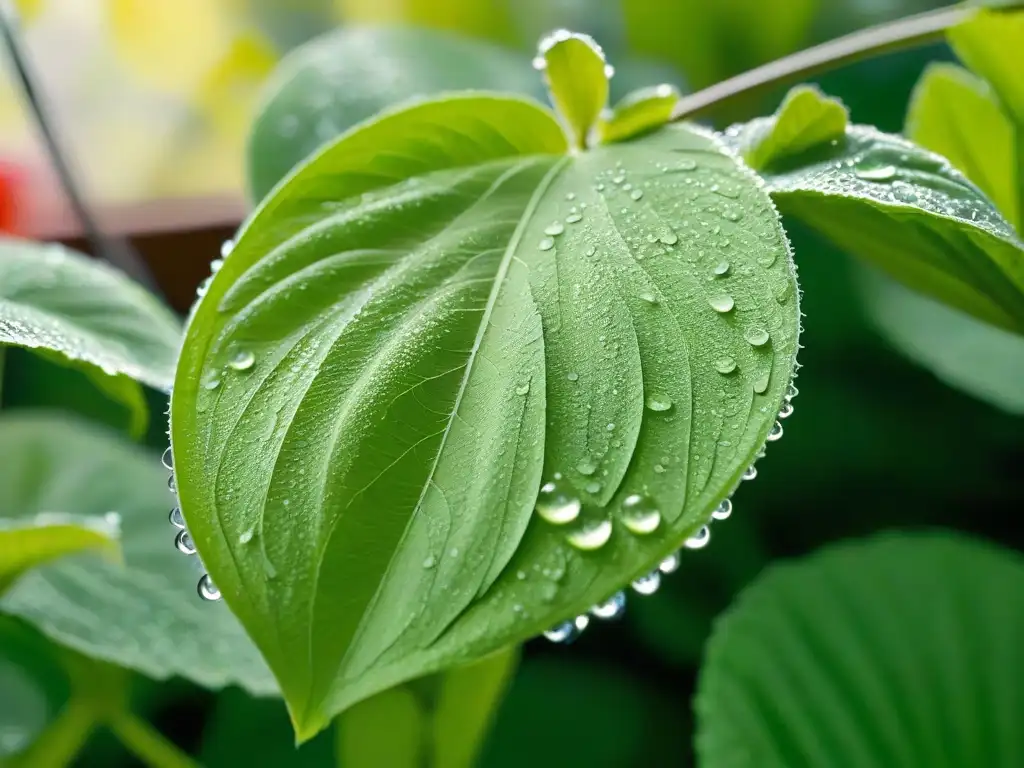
[173, 60, 799, 736]
[0, 414, 275, 696]
[857, 266, 1024, 414]
[723, 100, 1024, 334]
[694, 532, 1024, 768]
[246, 25, 546, 203]
[948, 8, 1024, 126]
[0, 238, 182, 394]
[907, 63, 1018, 231]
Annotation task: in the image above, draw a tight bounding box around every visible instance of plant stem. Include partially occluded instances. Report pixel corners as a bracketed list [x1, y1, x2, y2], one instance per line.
[107, 711, 199, 768]
[13, 697, 97, 768]
[672, 5, 969, 121]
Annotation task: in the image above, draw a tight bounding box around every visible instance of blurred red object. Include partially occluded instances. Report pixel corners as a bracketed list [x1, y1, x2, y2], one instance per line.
[0, 160, 28, 234]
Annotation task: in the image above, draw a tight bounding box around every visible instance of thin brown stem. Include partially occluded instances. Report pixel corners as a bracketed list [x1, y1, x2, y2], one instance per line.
[672, 5, 969, 121]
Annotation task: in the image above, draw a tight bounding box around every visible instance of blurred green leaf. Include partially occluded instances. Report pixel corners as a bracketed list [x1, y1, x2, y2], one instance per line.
[949, 8, 1024, 125]
[695, 532, 1024, 767]
[907, 63, 1018, 230]
[739, 85, 848, 171]
[857, 266, 1024, 414]
[335, 0, 517, 45]
[481, 657, 687, 768]
[599, 84, 680, 144]
[337, 687, 423, 767]
[0, 413, 276, 696]
[624, 0, 818, 90]
[0, 238, 182, 394]
[0, 657, 49, 758]
[721, 122, 1024, 333]
[245, 24, 547, 202]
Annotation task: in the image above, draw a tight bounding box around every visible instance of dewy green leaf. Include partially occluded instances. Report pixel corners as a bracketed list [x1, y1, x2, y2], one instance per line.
[598, 84, 681, 144]
[0, 512, 119, 595]
[721, 120, 1024, 333]
[246, 25, 547, 203]
[536, 30, 610, 149]
[172, 82, 798, 737]
[0, 414, 275, 696]
[737, 86, 849, 171]
[695, 532, 1024, 768]
[907, 63, 1018, 231]
[0, 238, 182, 393]
[858, 265, 1024, 414]
[948, 8, 1024, 125]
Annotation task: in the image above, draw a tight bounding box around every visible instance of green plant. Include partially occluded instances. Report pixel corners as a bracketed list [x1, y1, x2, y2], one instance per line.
[2, 2, 1023, 766]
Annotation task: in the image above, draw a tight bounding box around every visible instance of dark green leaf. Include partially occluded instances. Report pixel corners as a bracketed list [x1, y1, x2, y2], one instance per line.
[738, 86, 849, 171]
[695, 532, 1024, 768]
[857, 266, 1024, 413]
[948, 9, 1024, 125]
[0, 238, 181, 393]
[722, 121, 1024, 333]
[0, 414, 275, 695]
[173, 90, 798, 738]
[245, 25, 547, 203]
[536, 31, 609, 150]
[0, 657, 49, 758]
[907, 63, 1018, 231]
[599, 84, 680, 144]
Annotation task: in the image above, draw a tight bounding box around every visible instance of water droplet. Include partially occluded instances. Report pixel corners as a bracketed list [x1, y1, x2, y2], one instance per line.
[631, 569, 661, 595]
[745, 327, 770, 347]
[891, 181, 919, 203]
[566, 519, 612, 550]
[167, 474, 176, 492]
[713, 261, 731, 277]
[591, 590, 626, 620]
[585, 480, 603, 494]
[197, 573, 221, 601]
[220, 239, 234, 258]
[684, 525, 710, 550]
[645, 393, 673, 412]
[606, 422, 616, 431]
[604, 63, 615, 78]
[621, 494, 661, 534]
[742, 465, 758, 481]
[536, 479, 581, 525]
[640, 291, 659, 305]
[678, 159, 697, 171]
[532, 55, 546, 70]
[168, 507, 185, 528]
[539, 237, 555, 251]
[210, 258, 223, 274]
[659, 231, 678, 245]
[715, 356, 737, 374]
[543, 620, 576, 643]
[160, 446, 174, 470]
[175, 529, 196, 555]
[612, 174, 626, 185]
[712, 499, 732, 521]
[239, 527, 254, 544]
[766, 421, 784, 441]
[709, 295, 735, 313]
[228, 350, 255, 371]
[545, 222, 565, 236]
[566, 192, 576, 201]
[515, 382, 531, 396]
[422, 555, 436, 569]
[786, 383, 799, 400]
[567, 372, 579, 381]
[753, 372, 770, 394]
[659, 552, 681, 573]
[630, 189, 644, 201]
[204, 376, 221, 391]
[566, 212, 583, 224]
[584, 246, 597, 257]
[779, 401, 794, 419]
[854, 162, 896, 181]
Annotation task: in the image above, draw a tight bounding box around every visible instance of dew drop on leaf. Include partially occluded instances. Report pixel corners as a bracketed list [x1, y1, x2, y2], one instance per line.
[753, 371, 770, 394]
[891, 181, 919, 204]
[539, 238, 555, 251]
[684, 525, 711, 549]
[659, 552, 681, 573]
[168, 506, 184, 528]
[591, 590, 626, 620]
[422, 555, 436, 569]
[515, 381, 531, 396]
[584, 480, 602, 494]
[709, 295, 735, 313]
[678, 158, 697, 171]
[766, 421, 784, 441]
[779, 401, 794, 419]
[621, 494, 661, 534]
[545, 222, 565, 236]
[713, 261, 731, 277]
[161, 446, 174, 470]
[715, 356, 737, 374]
[853, 162, 896, 181]
[543, 620, 577, 643]
[576, 457, 597, 475]
[175, 529, 196, 555]
[640, 291, 659, 305]
[536, 479, 582, 525]
[712, 498, 732, 520]
[239, 527, 255, 544]
[630, 188, 644, 200]
[631, 569, 661, 595]
[197, 573, 221, 601]
[742, 465, 758, 481]
[567, 371, 579, 381]
[565, 518, 613, 550]
[744, 327, 770, 347]
[566, 212, 583, 224]
[228, 350, 256, 371]
[645, 393, 673, 412]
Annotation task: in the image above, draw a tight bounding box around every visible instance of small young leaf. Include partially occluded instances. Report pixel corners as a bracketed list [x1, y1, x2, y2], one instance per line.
[907, 63, 1018, 231]
[598, 84, 680, 144]
[0, 238, 182, 393]
[858, 266, 1024, 414]
[948, 8, 1024, 124]
[536, 30, 610, 149]
[721, 122, 1024, 333]
[737, 85, 849, 171]
[0, 414, 275, 696]
[246, 25, 546, 202]
[0, 513, 119, 594]
[695, 533, 1024, 768]
[172, 88, 798, 738]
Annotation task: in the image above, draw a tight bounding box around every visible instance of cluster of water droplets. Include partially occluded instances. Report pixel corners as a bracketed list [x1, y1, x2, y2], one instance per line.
[541, 380, 799, 644]
[162, 446, 221, 601]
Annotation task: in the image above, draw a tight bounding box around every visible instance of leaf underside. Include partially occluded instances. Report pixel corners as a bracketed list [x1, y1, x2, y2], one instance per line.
[172, 93, 799, 737]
